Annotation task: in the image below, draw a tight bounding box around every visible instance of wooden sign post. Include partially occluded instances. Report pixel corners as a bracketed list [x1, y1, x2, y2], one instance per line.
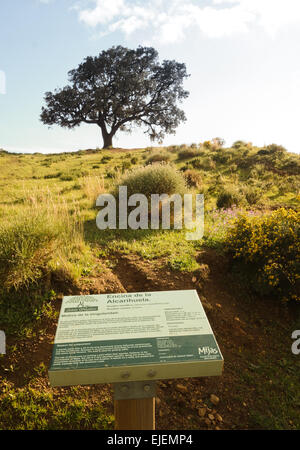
[49, 290, 223, 430]
[114, 398, 155, 430]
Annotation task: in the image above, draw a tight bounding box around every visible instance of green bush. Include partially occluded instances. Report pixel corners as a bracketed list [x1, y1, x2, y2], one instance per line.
[106, 168, 119, 179]
[100, 155, 112, 163]
[146, 152, 171, 164]
[177, 148, 199, 160]
[212, 152, 232, 165]
[232, 140, 247, 149]
[121, 160, 132, 172]
[225, 208, 300, 302]
[114, 163, 187, 200]
[60, 174, 74, 181]
[190, 157, 215, 170]
[190, 158, 203, 169]
[217, 188, 244, 209]
[242, 186, 261, 205]
[44, 172, 62, 179]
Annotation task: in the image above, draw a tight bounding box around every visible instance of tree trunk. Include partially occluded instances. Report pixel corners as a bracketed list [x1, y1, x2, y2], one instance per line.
[100, 125, 113, 149]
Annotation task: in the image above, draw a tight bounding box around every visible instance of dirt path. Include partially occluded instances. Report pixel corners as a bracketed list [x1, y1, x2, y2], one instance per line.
[1, 249, 298, 430]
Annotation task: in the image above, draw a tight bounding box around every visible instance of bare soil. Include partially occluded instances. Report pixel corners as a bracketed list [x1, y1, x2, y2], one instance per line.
[1, 249, 298, 430]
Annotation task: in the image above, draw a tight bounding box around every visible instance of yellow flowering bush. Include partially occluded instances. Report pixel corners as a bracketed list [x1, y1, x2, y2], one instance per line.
[225, 208, 300, 302]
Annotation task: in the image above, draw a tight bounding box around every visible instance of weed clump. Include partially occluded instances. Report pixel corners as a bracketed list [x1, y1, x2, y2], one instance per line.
[177, 148, 199, 160]
[146, 152, 171, 165]
[0, 198, 87, 292]
[183, 169, 202, 189]
[216, 188, 244, 209]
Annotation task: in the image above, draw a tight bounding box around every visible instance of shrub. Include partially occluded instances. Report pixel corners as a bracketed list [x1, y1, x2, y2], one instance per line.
[190, 158, 203, 169]
[190, 157, 215, 171]
[282, 159, 300, 175]
[216, 188, 244, 209]
[177, 148, 199, 160]
[121, 160, 132, 172]
[212, 153, 232, 165]
[183, 169, 202, 189]
[225, 208, 300, 302]
[59, 170, 89, 181]
[106, 168, 119, 179]
[59, 173, 75, 181]
[264, 143, 287, 156]
[232, 140, 247, 149]
[44, 172, 62, 179]
[242, 186, 261, 205]
[113, 163, 187, 200]
[211, 137, 225, 149]
[100, 155, 112, 163]
[146, 152, 171, 164]
[202, 141, 212, 149]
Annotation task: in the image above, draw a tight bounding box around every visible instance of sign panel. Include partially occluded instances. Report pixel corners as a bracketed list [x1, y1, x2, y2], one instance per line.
[49, 290, 223, 386]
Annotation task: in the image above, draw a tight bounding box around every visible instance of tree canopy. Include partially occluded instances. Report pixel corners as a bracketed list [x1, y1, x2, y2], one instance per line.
[40, 46, 190, 148]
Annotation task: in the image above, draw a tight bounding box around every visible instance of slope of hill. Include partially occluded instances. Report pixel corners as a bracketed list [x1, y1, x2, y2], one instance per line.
[0, 142, 299, 430]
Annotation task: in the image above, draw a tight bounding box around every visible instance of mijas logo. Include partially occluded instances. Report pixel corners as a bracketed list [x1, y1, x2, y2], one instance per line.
[198, 346, 218, 356]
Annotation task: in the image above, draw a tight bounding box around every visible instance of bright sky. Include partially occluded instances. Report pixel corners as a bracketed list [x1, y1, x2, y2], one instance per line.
[1, 0, 300, 153]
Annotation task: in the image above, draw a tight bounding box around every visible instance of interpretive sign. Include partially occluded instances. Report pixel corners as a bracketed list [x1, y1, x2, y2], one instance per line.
[49, 290, 223, 387]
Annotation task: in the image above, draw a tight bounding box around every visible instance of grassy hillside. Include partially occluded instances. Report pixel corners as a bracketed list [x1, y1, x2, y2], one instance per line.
[0, 141, 299, 430]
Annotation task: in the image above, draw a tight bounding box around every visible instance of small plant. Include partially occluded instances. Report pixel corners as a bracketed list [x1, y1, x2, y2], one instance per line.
[177, 148, 199, 160]
[232, 140, 247, 149]
[242, 186, 261, 205]
[190, 157, 215, 170]
[202, 141, 212, 150]
[183, 169, 202, 189]
[121, 160, 132, 172]
[44, 172, 62, 179]
[216, 188, 244, 209]
[100, 155, 112, 164]
[146, 152, 171, 165]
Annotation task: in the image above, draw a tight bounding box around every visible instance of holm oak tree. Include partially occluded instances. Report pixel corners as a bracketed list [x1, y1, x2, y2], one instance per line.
[40, 46, 189, 148]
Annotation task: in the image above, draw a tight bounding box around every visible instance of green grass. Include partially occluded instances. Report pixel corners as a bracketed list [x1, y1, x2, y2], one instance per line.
[0, 384, 114, 430]
[240, 342, 300, 430]
[0, 145, 298, 313]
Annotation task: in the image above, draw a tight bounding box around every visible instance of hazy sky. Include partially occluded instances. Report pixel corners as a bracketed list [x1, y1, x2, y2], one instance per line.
[1, 0, 300, 153]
